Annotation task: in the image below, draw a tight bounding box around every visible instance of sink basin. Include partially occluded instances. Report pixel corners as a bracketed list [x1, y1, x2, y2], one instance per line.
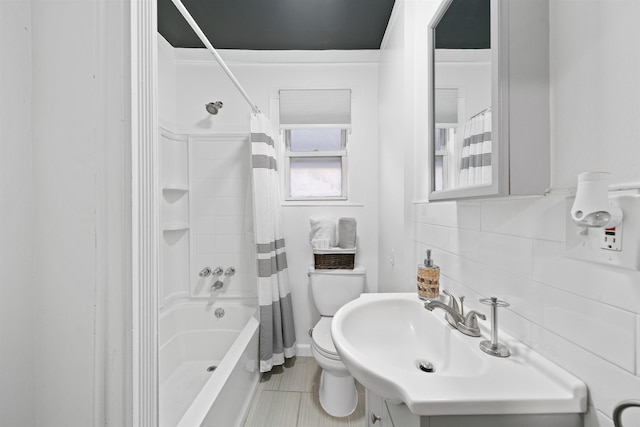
[331, 293, 587, 417]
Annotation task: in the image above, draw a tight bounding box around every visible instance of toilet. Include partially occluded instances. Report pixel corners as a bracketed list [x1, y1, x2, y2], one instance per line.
[309, 266, 366, 417]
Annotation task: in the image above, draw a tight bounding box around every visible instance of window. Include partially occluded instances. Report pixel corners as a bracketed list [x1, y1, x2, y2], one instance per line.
[285, 128, 347, 199]
[279, 89, 351, 201]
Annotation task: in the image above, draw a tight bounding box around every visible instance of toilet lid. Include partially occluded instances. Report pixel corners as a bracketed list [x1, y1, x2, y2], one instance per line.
[312, 317, 338, 356]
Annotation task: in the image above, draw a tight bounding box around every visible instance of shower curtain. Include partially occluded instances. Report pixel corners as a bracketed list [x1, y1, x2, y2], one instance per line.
[250, 113, 297, 373]
[459, 108, 492, 186]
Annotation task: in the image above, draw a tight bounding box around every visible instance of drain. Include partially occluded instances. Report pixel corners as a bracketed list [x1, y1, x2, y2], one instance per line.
[417, 360, 435, 373]
[206, 365, 217, 372]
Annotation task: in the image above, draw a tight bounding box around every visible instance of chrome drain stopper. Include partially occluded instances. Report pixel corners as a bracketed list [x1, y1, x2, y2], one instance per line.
[417, 360, 435, 373]
[206, 366, 217, 372]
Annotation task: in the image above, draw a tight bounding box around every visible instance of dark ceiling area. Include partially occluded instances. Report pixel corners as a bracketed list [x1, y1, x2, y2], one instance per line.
[435, 0, 490, 49]
[158, 0, 396, 50]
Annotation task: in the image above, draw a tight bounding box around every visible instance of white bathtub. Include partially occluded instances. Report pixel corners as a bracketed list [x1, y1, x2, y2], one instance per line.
[159, 299, 259, 427]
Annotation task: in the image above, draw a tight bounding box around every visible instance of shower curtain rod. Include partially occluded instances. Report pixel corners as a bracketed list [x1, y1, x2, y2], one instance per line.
[170, 0, 262, 114]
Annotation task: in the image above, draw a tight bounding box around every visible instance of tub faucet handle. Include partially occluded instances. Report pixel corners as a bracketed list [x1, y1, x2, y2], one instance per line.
[224, 267, 236, 276]
[199, 267, 212, 278]
[212, 267, 223, 276]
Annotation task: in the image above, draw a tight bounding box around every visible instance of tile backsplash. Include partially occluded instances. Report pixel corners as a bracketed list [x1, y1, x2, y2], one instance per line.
[413, 195, 640, 426]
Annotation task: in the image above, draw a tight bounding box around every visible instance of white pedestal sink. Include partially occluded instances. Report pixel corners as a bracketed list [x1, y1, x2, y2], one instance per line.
[331, 293, 587, 419]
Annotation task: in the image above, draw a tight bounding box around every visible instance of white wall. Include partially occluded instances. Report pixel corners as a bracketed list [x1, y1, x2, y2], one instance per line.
[160, 48, 380, 354]
[0, 1, 35, 425]
[378, 0, 408, 293]
[382, 0, 640, 426]
[551, 0, 640, 188]
[378, 0, 441, 293]
[0, 0, 131, 425]
[159, 35, 178, 129]
[31, 2, 98, 421]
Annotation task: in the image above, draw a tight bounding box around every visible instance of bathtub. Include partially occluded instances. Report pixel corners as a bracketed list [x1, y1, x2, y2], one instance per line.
[159, 299, 259, 427]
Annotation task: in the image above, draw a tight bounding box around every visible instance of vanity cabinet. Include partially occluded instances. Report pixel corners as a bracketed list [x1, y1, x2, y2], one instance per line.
[428, 0, 550, 200]
[366, 390, 420, 427]
[365, 390, 582, 427]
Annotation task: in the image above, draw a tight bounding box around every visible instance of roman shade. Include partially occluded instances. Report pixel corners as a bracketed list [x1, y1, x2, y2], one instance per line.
[279, 89, 351, 128]
[435, 88, 458, 124]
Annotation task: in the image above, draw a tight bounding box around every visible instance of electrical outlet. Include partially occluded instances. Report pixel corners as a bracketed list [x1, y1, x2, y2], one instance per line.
[601, 225, 622, 251]
[565, 190, 640, 271]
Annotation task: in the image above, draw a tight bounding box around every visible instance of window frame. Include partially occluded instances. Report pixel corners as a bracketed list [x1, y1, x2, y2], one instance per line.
[283, 128, 348, 201]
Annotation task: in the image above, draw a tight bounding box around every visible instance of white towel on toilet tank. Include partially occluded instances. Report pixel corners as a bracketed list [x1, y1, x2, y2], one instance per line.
[309, 216, 336, 249]
[337, 217, 357, 249]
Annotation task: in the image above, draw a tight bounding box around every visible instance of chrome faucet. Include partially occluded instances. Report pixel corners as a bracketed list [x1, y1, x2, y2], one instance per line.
[441, 290, 462, 327]
[423, 299, 464, 324]
[424, 291, 486, 337]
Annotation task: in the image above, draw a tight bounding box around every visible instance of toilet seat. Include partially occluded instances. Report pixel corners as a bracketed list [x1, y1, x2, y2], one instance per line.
[312, 318, 341, 361]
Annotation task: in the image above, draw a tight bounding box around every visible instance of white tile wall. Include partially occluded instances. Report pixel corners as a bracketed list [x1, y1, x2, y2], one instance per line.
[477, 232, 534, 277]
[479, 196, 566, 242]
[190, 135, 256, 298]
[533, 239, 640, 313]
[413, 194, 640, 425]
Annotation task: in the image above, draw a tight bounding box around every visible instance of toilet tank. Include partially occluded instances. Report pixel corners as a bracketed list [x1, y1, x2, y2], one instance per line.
[309, 266, 366, 316]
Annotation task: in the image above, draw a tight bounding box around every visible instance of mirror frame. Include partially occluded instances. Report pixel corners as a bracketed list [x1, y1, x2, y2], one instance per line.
[428, 0, 509, 200]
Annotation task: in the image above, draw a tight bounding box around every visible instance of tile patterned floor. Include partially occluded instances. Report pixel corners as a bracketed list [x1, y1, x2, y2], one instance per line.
[243, 357, 366, 427]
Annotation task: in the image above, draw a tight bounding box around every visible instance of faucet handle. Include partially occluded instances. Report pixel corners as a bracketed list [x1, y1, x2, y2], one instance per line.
[441, 290, 460, 312]
[441, 290, 461, 328]
[465, 310, 486, 324]
[457, 310, 486, 337]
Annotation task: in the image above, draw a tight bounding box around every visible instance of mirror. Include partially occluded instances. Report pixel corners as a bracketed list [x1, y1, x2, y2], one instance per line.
[429, 0, 496, 198]
[428, 0, 551, 201]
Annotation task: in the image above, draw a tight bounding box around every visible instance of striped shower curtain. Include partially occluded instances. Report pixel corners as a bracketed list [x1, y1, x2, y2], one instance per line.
[459, 109, 492, 186]
[250, 113, 297, 373]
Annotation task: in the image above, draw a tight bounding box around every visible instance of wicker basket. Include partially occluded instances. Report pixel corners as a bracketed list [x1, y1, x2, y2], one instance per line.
[313, 248, 356, 269]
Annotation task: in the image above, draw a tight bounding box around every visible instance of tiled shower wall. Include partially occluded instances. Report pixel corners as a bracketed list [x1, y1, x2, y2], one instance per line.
[190, 134, 256, 299]
[413, 195, 640, 426]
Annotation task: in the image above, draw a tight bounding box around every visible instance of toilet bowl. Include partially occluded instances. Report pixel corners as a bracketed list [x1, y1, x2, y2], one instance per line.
[311, 317, 357, 417]
[309, 266, 366, 417]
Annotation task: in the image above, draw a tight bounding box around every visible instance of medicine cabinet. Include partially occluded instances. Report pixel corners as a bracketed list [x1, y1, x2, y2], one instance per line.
[428, 0, 551, 201]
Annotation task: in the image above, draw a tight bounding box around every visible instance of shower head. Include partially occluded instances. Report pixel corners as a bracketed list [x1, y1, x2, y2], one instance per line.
[205, 101, 224, 115]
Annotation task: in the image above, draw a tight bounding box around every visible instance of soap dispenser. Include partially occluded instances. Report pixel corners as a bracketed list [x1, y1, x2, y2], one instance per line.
[417, 250, 440, 300]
